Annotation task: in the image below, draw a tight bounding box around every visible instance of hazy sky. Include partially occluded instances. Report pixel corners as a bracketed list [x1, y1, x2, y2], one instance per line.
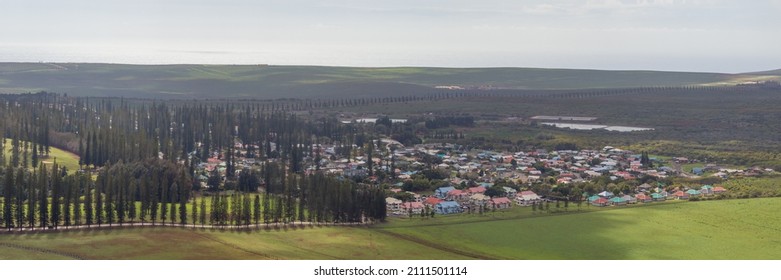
[2, 0, 780, 72]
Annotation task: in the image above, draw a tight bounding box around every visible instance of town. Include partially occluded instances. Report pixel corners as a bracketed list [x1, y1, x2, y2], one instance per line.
[193, 137, 775, 218]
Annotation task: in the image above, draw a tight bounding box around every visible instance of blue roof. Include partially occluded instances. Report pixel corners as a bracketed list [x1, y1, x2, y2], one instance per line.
[436, 186, 456, 193]
[438, 201, 460, 207]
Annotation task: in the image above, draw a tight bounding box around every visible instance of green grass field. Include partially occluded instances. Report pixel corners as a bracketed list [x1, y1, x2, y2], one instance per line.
[0, 226, 466, 260]
[2, 139, 81, 174]
[1, 198, 779, 259]
[1, 62, 775, 98]
[377, 198, 781, 259]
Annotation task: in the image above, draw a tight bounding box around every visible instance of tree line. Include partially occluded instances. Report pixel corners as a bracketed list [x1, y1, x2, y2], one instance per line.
[0, 92, 387, 230]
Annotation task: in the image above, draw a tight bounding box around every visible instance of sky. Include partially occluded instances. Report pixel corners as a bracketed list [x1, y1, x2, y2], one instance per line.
[1, 0, 780, 73]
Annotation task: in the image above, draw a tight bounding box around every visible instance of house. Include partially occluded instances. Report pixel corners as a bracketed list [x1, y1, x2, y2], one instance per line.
[385, 197, 402, 212]
[424, 197, 443, 206]
[650, 193, 666, 201]
[686, 189, 701, 197]
[447, 189, 470, 202]
[598, 191, 614, 198]
[673, 191, 689, 200]
[713, 186, 727, 194]
[470, 193, 490, 206]
[502, 187, 518, 198]
[591, 197, 611, 207]
[516, 190, 541, 206]
[621, 195, 637, 204]
[435, 201, 462, 215]
[434, 186, 456, 199]
[343, 168, 368, 178]
[400, 202, 425, 215]
[700, 185, 714, 195]
[587, 195, 601, 203]
[490, 197, 513, 209]
[692, 168, 704, 176]
[468, 186, 487, 194]
[637, 183, 653, 192]
[610, 196, 627, 206]
[635, 193, 652, 203]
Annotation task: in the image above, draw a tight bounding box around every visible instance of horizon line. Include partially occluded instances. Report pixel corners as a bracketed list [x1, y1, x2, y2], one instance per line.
[1, 61, 776, 75]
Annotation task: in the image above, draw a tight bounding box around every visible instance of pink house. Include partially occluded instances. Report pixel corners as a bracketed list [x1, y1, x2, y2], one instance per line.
[490, 197, 513, 209]
[447, 189, 470, 201]
[468, 186, 487, 194]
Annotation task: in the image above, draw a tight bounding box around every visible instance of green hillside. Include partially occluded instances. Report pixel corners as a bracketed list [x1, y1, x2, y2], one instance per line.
[2, 139, 81, 174]
[1, 198, 779, 259]
[1, 63, 772, 99]
[377, 198, 781, 259]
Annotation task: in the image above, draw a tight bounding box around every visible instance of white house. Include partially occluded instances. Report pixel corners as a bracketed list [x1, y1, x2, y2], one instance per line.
[385, 197, 402, 212]
[515, 190, 541, 206]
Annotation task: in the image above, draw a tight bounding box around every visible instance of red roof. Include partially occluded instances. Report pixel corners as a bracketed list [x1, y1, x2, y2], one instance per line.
[424, 197, 443, 205]
[674, 191, 688, 197]
[491, 197, 512, 204]
[447, 189, 467, 196]
[593, 198, 609, 204]
[468, 186, 487, 193]
[519, 190, 537, 196]
[713, 186, 727, 192]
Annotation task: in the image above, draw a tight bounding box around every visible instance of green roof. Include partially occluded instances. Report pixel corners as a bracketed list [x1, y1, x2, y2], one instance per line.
[651, 193, 665, 198]
[609, 197, 625, 203]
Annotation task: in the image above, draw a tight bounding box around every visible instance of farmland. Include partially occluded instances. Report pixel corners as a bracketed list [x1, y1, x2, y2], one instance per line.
[1, 63, 776, 99]
[2, 197, 780, 259]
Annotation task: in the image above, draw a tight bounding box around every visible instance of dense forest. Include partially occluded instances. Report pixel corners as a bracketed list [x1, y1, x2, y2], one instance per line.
[0, 93, 386, 229]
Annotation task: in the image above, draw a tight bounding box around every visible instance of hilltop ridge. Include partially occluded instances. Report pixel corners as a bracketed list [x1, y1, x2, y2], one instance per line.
[0, 62, 778, 98]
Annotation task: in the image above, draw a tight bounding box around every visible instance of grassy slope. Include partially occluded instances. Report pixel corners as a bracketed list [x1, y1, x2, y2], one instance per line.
[2, 139, 81, 173]
[0, 226, 467, 260]
[1, 198, 779, 259]
[0, 63, 761, 98]
[378, 198, 781, 259]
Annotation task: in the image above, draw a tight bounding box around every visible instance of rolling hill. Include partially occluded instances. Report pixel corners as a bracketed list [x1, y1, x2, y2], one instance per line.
[1, 62, 778, 99]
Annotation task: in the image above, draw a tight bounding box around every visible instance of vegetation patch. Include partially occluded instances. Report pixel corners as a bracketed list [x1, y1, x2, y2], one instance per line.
[375, 198, 781, 259]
